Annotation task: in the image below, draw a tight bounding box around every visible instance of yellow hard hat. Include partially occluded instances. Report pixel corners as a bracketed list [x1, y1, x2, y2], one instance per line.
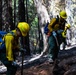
[65, 24, 71, 28]
[60, 10, 67, 19]
[17, 22, 30, 36]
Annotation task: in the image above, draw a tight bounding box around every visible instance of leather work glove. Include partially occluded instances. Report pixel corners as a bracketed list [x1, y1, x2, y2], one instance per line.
[12, 61, 19, 67]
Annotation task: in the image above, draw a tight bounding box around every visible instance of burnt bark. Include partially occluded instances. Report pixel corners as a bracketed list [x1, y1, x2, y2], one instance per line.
[53, 47, 76, 75]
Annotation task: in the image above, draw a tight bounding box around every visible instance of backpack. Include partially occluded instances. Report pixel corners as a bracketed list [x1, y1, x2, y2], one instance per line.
[0, 31, 14, 50]
[44, 22, 49, 34]
[44, 15, 59, 35]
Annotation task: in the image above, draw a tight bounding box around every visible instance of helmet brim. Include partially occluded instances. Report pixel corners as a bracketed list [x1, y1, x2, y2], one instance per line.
[60, 16, 67, 19]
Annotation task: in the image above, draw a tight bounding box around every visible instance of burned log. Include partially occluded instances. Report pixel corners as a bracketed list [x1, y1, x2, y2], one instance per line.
[53, 46, 76, 75]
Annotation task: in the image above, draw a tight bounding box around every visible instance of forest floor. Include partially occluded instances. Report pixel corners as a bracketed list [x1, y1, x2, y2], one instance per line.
[1, 38, 76, 75]
[15, 43, 76, 75]
[16, 61, 54, 75]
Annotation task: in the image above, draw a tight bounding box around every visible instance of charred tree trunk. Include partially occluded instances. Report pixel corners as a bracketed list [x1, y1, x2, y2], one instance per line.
[14, 0, 16, 27]
[2, 0, 14, 31]
[25, 0, 30, 55]
[8, 0, 14, 30]
[18, 0, 25, 21]
[0, 0, 2, 30]
[18, 0, 30, 55]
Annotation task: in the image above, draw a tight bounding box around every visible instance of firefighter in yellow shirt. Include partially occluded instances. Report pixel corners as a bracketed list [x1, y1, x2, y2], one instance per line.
[47, 10, 67, 63]
[0, 22, 30, 75]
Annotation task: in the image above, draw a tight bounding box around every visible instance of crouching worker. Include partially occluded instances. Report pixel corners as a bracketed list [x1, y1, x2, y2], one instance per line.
[0, 22, 30, 75]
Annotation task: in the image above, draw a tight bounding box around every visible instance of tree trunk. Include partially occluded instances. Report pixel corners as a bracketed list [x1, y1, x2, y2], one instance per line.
[18, 0, 30, 55]
[34, 0, 50, 57]
[2, 0, 14, 31]
[0, 0, 2, 30]
[14, 0, 16, 27]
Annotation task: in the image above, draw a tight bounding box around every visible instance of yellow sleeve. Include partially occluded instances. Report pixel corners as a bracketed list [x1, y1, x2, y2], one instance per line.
[48, 18, 56, 32]
[4, 34, 14, 61]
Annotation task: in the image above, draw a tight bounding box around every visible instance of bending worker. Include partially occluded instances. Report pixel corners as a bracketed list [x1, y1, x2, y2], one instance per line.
[48, 10, 67, 63]
[0, 22, 30, 75]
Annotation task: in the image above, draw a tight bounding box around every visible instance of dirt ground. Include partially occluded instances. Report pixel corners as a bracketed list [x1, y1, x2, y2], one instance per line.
[16, 45, 76, 75]
[16, 61, 54, 75]
[2, 45, 76, 75]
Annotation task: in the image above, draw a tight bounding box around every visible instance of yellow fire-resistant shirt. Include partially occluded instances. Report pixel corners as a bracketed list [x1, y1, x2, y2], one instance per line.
[48, 18, 67, 38]
[3, 30, 19, 61]
[48, 18, 59, 32]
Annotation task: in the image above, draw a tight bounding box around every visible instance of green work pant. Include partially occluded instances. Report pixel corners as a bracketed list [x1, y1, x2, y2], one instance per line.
[0, 50, 17, 75]
[48, 34, 59, 61]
